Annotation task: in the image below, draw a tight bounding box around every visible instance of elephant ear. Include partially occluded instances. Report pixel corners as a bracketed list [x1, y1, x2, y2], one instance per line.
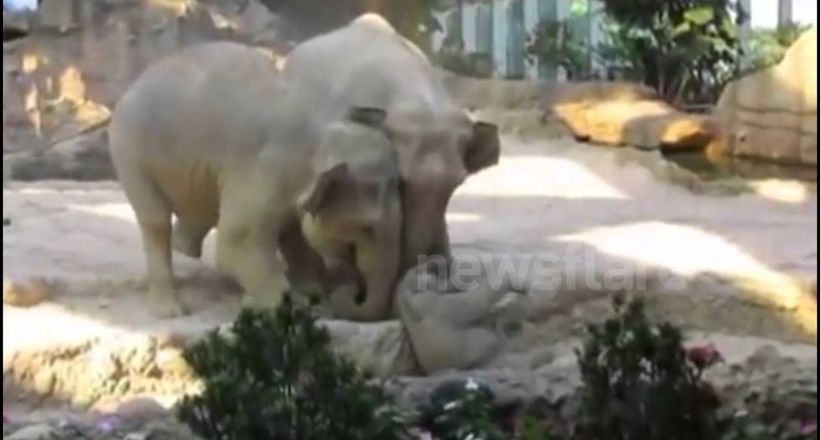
[464, 121, 500, 174]
[347, 106, 388, 129]
[299, 163, 351, 216]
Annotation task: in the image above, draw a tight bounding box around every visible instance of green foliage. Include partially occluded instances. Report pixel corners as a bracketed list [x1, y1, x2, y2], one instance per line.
[720, 376, 817, 440]
[422, 381, 559, 440]
[573, 294, 725, 440]
[525, 19, 591, 80]
[599, 0, 744, 105]
[742, 23, 812, 74]
[176, 294, 411, 440]
[425, 383, 509, 440]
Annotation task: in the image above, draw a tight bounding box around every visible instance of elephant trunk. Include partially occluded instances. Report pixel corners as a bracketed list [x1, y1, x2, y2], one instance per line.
[399, 187, 453, 275]
[339, 201, 403, 321]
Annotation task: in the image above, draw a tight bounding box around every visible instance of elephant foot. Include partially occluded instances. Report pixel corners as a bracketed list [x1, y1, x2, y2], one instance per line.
[147, 288, 188, 318]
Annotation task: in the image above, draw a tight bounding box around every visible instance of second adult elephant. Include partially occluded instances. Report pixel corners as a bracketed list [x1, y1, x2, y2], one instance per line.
[283, 13, 501, 274]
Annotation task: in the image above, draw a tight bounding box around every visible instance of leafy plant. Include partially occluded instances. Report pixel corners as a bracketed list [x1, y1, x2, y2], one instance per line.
[410, 376, 561, 440]
[176, 293, 411, 440]
[742, 23, 812, 74]
[720, 373, 817, 440]
[599, 0, 745, 105]
[423, 379, 509, 440]
[525, 18, 591, 80]
[573, 294, 725, 440]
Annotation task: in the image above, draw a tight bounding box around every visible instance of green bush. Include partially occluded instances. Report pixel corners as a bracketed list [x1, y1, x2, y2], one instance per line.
[574, 294, 725, 440]
[598, 0, 744, 105]
[176, 293, 411, 440]
[743, 23, 812, 74]
[525, 18, 591, 80]
[420, 379, 558, 440]
[424, 381, 509, 440]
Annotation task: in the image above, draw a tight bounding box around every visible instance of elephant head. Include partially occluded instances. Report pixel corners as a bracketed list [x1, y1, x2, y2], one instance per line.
[386, 104, 500, 272]
[298, 106, 403, 320]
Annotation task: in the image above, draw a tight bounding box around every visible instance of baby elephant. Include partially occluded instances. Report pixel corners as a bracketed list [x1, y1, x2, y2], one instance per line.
[109, 42, 402, 318]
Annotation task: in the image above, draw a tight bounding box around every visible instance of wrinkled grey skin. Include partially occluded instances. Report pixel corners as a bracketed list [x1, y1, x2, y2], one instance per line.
[395, 258, 529, 373]
[282, 13, 501, 278]
[109, 42, 401, 319]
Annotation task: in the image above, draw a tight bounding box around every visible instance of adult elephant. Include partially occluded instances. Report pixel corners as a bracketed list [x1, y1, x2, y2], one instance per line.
[109, 42, 402, 318]
[282, 13, 501, 277]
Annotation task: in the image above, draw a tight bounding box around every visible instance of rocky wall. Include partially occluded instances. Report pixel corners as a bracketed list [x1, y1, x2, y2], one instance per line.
[711, 27, 817, 166]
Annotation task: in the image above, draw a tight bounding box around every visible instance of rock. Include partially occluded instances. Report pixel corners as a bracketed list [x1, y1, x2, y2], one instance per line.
[5, 424, 56, 440]
[711, 27, 817, 166]
[154, 348, 193, 378]
[3, 278, 53, 307]
[121, 336, 158, 376]
[384, 363, 579, 414]
[320, 319, 419, 377]
[87, 347, 122, 384]
[552, 82, 719, 151]
[32, 369, 56, 397]
[2, 0, 295, 161]
[7, 127, 115, 181]
[115, 397, 170, 423]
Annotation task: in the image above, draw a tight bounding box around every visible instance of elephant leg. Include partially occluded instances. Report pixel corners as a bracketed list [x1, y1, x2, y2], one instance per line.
[215, 192, 289, 311]
[119, 169, 186, 318]
[139, 221, 187, 317]
[278, 219, 327, 292]
[172, 217, 213, 259]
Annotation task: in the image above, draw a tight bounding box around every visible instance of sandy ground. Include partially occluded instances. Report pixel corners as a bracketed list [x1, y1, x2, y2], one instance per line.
[3, 136, 817, 410]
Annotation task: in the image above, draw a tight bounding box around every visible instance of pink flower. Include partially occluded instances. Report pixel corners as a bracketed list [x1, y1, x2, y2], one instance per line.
[801, 419, 817, 435]
[3, 411, 9, 423]
[686, 343, 724, 369]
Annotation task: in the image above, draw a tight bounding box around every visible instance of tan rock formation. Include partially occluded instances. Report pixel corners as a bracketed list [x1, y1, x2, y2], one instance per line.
[711, 27, 817, 166]
[552, 82, 719, 151]
[3, 0, 290, 179]
[3, 1, 288, 150]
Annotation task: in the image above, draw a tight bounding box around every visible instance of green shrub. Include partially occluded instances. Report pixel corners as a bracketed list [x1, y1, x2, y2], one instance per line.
[176, 293, 411, 440]
[418, 378, 560, 440]
[574, 294, 724, 440]
[525, 18, 591, 80]
[424, 380, 509, 440]
[742, 23, 812, 74]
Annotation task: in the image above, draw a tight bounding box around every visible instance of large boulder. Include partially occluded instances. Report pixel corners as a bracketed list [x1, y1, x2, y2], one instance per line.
[3, 0, 291, 179]
[711, 27, 817, 166]
[552, 82, 720, 151]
